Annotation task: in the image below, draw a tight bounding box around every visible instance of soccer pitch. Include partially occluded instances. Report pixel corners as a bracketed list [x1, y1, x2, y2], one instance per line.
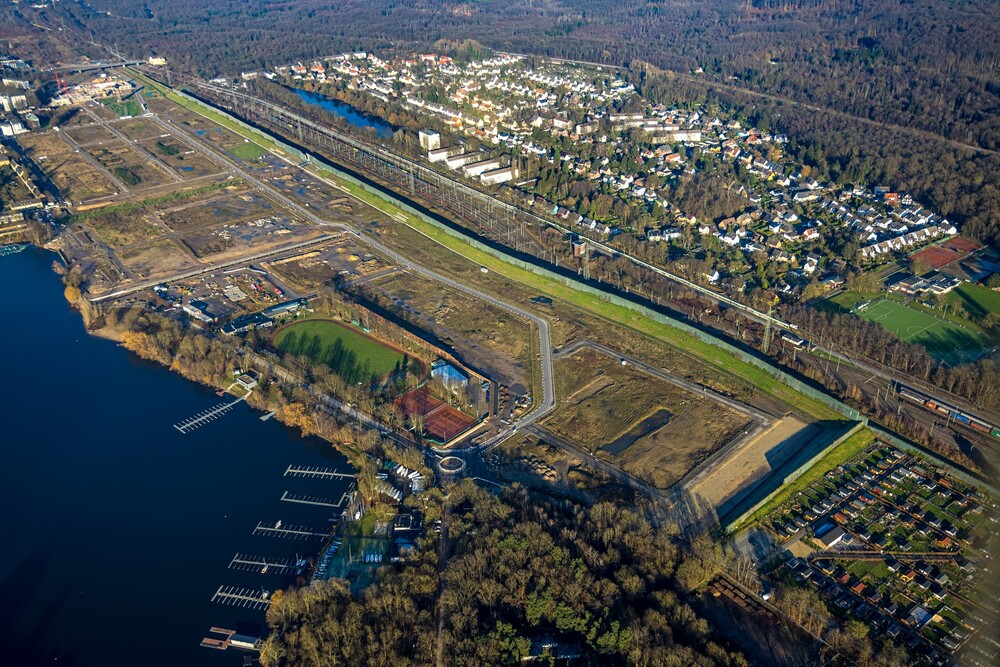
[854, 298, 990, 365]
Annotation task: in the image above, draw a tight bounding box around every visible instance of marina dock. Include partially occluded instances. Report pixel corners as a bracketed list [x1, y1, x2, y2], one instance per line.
[229, 553, 305, 575]
[210, 585, 272, 610]
[284, 465, 355, 480]
[173, 394, 247, 434]
[252, 520, 329, 540]
[280, 490, 351, 509]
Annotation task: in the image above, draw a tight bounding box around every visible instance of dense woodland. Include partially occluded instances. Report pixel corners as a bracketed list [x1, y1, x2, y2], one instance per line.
[261, 481, 750, 667]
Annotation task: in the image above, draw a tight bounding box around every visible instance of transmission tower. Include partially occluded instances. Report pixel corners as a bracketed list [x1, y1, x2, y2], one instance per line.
[761, 305, 774, 354]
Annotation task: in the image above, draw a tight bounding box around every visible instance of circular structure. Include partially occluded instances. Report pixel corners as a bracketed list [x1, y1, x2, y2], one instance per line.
[437, 456, 467, 482]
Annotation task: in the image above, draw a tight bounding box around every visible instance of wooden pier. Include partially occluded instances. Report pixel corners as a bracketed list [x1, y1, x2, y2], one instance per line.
[200, 627, 236, 650]
[174, 394, 247, 434]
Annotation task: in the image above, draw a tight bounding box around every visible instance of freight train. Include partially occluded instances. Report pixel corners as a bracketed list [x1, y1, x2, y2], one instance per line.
[896, 383, 1000, 438]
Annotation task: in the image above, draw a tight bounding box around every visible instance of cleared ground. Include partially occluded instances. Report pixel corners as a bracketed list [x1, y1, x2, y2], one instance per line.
[18, 132, 118, 202]
[686, 415, 817, 520]
[83, 206, 162, 247]
[370, 270, 533, 388]
[544, 348, 752, 489]
[117, 238, 200, 280]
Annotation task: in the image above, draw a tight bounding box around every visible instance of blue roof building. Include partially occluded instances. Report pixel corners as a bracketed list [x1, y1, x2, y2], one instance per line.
[431, 360, 468, 390]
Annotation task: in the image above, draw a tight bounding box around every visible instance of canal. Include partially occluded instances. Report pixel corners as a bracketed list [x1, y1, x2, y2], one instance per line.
[292, 88, 396, 138]
[0, 248, 354, 667]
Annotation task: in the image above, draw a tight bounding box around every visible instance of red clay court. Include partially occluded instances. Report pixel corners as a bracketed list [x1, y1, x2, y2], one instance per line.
[910, 237, 982, 270]
[395, 388, 478, 444]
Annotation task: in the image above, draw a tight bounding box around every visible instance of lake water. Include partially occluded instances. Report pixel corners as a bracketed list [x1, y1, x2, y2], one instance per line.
[292, 89, 396, 138]
[0, 248, 353, 667]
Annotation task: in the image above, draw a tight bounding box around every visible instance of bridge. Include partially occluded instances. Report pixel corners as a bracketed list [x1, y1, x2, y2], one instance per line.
[54, 60, 143, 73]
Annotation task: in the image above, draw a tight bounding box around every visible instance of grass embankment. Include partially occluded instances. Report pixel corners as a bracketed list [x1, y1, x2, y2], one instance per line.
[99, 96, 142, 118]
[358, 199, 846, 422]
[141, 71, 847, 422]
[228, 141, 267, 161]
[740, 427, 875, 529]
[950, 283, 1000, 325]
[274, 319, 407, 378]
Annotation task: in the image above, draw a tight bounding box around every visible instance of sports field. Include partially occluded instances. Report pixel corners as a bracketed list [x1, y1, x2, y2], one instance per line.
[910, 237, 981, 270]
[854, 298, 990, 365]
[394, 388, 478, 444]
[273, 319, 407, 379]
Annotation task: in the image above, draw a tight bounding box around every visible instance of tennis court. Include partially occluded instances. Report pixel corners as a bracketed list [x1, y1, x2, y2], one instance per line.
[854, 298, 990, 365]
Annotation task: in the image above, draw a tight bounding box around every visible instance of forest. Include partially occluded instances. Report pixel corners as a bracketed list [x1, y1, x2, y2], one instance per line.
[260, 481, 751, 666]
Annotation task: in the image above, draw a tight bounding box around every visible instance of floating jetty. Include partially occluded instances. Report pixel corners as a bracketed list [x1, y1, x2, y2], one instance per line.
[229, 553, 307, 576]
[210, 586, 272, 610]
[284, 465, 355, 480]
[173, 394, 247, 434]
[280, 489, 352, 509]
[252, 520, 329, 541]
[260, 410, 276, 421]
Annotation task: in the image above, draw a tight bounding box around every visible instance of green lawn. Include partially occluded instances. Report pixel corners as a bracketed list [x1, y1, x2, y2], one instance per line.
[228, 140, 267, 161]
[821, 290, 871, 312]
[273, 319, 406, 380]
[854, 298, 990, 365]
[949, 283, 1000, 323]
[99, 96, 142, 118]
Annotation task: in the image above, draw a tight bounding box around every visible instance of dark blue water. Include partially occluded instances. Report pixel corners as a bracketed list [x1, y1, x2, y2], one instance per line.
[293, 89, 395, 138]
[0, 248, 353, 667]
